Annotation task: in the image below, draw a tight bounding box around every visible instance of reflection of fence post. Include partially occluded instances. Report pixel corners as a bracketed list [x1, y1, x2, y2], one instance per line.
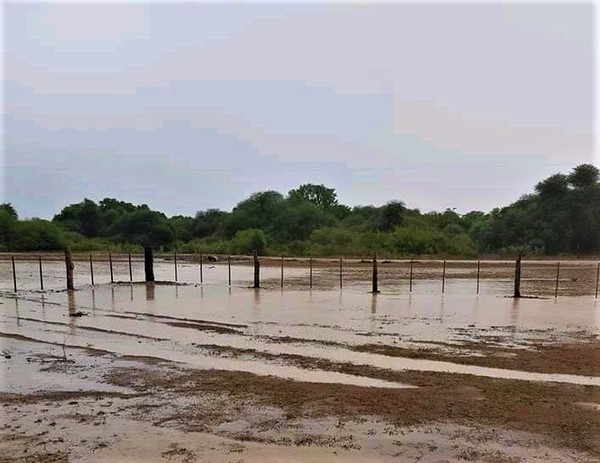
[409, 259, 414, 293]
[38, 256, 44, 291]
[513, 252, 522, 298]
[11, 256, 17, 293]
[144, 246, 155, 282]
[476, 260, 481, 295]
[128, 252, 133, 283]
[441, 260, 446, 294]
[309, 257, 313, 289]
[89, 254, 94, 285]
[253, 250, 260, 289]
[174, 252, 178, 282]
[199, 253, 203, 284]
[280, 256, 284, 289]
[596, 262, 600, 299]
[554, 261, 560, 298]
[109, 253, 114, 283]
[65, 249, 74, 290]
[339, 257, 343, 290]
[371, 253, 379, 294]
[227, 255, 231, 286]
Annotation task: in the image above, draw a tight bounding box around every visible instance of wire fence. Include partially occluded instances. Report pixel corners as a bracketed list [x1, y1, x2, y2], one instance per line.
[1, 252, 600, 298]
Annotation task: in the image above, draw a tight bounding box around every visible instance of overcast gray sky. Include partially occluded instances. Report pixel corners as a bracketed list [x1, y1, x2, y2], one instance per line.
[2, 2, 596, 219]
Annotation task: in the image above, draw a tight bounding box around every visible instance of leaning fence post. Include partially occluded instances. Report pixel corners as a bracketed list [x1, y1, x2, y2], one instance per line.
[227, 255, 232, 286]
[11, 256, 17, 293]
[38, 256, 44, 291]
[109, 253, 114, 283]
[65, 249, 74, 290]
[89, 253, 94, 286]
[174, 252, 178, 282]
[339, 257, 343, 290]
[409, 259, 414, 293]
[128, 252, 133, 283]
[476, 260, 481, 294]
[144, 246, 155, 282]
[441, 260, 446, 294]
[371, 253, 380, 294]
[253, 250, 260, 289]
[513, 252, 522, 298]
[554, 261, 560, 298]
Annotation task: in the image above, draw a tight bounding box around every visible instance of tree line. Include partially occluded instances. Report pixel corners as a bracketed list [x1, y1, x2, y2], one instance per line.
[2, 164, 599, 257]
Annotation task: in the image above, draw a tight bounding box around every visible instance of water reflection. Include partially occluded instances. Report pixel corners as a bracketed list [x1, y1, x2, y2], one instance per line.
[145, 283, 155, 301]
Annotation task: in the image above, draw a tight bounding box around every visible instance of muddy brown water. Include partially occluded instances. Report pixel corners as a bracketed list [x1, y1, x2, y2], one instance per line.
[2, 260, 600, 461]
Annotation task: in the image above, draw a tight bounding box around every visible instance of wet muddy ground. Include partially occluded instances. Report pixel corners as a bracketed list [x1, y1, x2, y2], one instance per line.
[1, 258, 600, 461]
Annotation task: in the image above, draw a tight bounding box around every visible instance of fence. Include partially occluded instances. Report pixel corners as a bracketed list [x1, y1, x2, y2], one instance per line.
[1, 251, 599, 298]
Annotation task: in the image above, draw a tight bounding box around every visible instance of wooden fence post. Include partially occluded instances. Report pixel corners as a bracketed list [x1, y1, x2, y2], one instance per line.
[199, 253, 203, 284]
[409, 259, 414, 293]
[513, 251, 522, 298]
[309, 257, 313, 289]
[128, 252, 133, 283]
[476, 260, 481, 295]
[174, 252, 178, 282]
[253, 250, 260, 289]
[371, 253, 379, 294]
[89, 254, 94, 285]
[11, 256, 17, 293]
[38, 256, 44, 291]
[595, 262, 600, 299]
[554, 261, 560, 298]
[65, 249, 74, 291]
[144, 246, 155, 282]
[228, 255, 231, 286]
[280, 256, 284, 289]
[109, 253, 114, 283]
[339, 257, 343, 290]
[441, 260, 446, 294]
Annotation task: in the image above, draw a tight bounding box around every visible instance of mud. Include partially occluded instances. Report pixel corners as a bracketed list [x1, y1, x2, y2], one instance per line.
[1, 263, 600, 461]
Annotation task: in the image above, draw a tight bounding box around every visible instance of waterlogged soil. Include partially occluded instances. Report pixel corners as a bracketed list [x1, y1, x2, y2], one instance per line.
[1, 275, 600, 461]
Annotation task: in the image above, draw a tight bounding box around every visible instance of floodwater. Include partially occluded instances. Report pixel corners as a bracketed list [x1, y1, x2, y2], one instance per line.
[1, 259, 600, 389]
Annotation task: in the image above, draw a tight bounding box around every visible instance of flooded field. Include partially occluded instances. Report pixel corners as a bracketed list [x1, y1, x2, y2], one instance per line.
[1, 257, 600, 461]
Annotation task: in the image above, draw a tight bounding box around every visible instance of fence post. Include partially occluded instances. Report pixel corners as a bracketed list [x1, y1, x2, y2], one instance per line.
[144, 246, 155, 282]
[280, 256, 284, 289]
[11, 256, 17, 293]
[554, 261, 560, 298]
[199, 253, 203, 284]
[38, 256, 44, 291]
[89, 253, 94, 286]
[227, 255, 231, 286]
[371, 253, 379, 294]
[65, 249, 74, 290]
[309, 257, 313, 289]
[476, 260, 481, 295]
[253, 250, 260, 289]
[174, 252, 178, 282]
[339, 257, 343, 290]
[441, 260, 446, 294]
[595, 262, 599, 299]
[409, 259, 414, 293]
[513, 251, 522, 298]
[127, 252, 133, 283]
[109, 253, 114, 283]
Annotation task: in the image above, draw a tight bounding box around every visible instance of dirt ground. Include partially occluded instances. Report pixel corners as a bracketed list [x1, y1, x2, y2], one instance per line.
[1, 259, 600, 462]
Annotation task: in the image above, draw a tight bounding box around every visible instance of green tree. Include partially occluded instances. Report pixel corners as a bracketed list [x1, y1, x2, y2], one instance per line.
[288, 184, 338, 209]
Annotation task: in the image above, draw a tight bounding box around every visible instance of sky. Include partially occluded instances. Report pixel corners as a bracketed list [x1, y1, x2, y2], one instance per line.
[2, 1, 597, 219]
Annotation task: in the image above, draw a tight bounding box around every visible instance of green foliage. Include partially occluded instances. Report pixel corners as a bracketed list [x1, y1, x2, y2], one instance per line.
[233, 228, 268, 255]
[6, 165, 600, 256]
